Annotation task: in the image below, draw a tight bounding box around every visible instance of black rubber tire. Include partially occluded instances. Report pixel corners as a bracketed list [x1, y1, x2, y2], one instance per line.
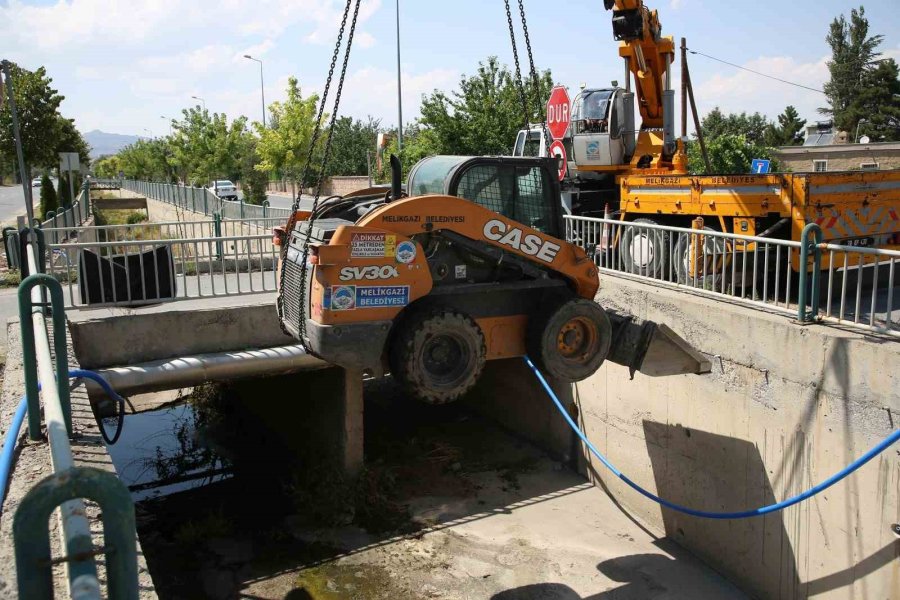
[390, 308, 486, 404]
[620, 218, 669, 278]
[673, 226, 728, 286]
[527, 298, 612, 382]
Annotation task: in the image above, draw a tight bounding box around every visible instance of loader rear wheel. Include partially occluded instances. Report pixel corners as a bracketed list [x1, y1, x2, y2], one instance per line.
[390, 308, 486, 404]
[527, 298, 612, 382]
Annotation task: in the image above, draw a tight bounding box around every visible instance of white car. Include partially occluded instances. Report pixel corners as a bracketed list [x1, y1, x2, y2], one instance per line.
[209, 180, 238, 200]
[31, 177, 42, 187]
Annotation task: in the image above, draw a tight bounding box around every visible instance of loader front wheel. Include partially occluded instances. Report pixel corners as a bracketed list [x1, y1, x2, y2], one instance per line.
[527, 298, 612, 382]
[390, 308, 486, 404]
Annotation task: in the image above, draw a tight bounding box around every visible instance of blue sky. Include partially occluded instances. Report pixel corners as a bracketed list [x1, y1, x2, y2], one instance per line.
[2, 0, 899, 137]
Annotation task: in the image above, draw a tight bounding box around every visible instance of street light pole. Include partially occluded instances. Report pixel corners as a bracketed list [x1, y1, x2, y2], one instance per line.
[395, 0, 403, 151]
[191, 95, 206, 111]
[243, 55, 266, 127]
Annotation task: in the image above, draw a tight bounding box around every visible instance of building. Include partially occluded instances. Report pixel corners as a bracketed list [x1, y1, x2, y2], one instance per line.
[772, 121, 900, 173]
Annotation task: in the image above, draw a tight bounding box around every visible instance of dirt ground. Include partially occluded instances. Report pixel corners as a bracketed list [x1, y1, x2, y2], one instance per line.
[131, 378, 746, 600]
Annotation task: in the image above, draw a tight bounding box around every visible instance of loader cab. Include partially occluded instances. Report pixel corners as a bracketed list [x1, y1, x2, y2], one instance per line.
[408, 155, 564, 238]
[570, 87, 633, 168]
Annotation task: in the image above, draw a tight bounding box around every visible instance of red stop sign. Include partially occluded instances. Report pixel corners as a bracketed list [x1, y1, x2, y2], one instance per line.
[546, 86, 571, 141]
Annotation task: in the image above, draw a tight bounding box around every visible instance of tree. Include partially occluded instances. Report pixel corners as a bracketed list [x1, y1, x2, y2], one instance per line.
[237, 135, 268, 205]
[0, 63, 65, 181]
[419, 56, 553, 156]
[167, 107, 249, 185]
[377, 123, 444, 182]
[821, 6, 886, 133]
[324, 116, 381, 177]
[255, 77, 322, 193]
[116, 139, 173, 181]
[767, 106, 807, 146]
[699, 107, 772, 145]
[688, 134, 779, 175]
[39, 173, 58, 219]
[847, 59, 900, 142]
[94, 155, 121, 178]
[55, 115, 91, 167]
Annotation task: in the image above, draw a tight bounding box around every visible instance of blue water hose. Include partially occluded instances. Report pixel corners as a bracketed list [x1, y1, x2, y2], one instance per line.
[525, 356, 900, 520]
[0, 370, 130, 510]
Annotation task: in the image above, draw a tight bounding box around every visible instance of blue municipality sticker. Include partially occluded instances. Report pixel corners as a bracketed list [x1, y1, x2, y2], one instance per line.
[355, 286, 409, 308]
[395, 241, 417, 264]
[330, 285, 356, 311]
[586, 141, 601, 159]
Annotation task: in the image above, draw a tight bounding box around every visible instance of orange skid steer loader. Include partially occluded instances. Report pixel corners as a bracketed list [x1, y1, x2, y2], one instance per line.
[276, 155, 708, 403]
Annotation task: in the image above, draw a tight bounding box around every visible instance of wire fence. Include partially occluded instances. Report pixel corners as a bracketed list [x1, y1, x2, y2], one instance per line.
[565, 215, 899, 337]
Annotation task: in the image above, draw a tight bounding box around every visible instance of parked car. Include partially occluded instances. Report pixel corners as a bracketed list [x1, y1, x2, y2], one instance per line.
[31, 177, 42, 187]
[208, 180, 238, 200]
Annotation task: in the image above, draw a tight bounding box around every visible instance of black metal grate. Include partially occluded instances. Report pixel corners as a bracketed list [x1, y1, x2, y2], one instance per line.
[456, 164, 554, 233]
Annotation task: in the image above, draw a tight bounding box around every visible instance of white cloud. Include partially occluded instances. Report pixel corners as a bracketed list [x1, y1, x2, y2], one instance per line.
[337, 66, 459, 127]
[694, 54, 830, 122]
[235, 40, 275, 63]
[670, 0, 684, 10]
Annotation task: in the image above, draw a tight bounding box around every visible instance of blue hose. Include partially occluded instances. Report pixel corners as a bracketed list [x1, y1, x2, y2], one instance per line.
[0, 397, 28, 507]
[0, 369, 129, 510]
[525, 356, 900, 519]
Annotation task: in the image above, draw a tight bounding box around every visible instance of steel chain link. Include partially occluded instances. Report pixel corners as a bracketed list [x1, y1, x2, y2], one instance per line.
[517, 0, 551, 145]
[276, 0, 357, 334]
[504, 0, 530, 132]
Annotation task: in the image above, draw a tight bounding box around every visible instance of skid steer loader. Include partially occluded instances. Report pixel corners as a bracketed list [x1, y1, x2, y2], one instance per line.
[276, 155, 708, 403]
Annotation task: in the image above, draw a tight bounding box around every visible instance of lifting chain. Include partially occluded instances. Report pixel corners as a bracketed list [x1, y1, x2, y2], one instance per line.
[277, 0, 361, 338]
[504, 0, 550, 151]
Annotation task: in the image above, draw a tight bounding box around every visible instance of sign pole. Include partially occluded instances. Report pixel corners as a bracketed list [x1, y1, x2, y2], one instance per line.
[1, 61, 35, 231]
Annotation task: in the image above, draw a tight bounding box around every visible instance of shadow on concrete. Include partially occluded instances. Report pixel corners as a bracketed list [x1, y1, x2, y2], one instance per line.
[642, 420, 800, 600]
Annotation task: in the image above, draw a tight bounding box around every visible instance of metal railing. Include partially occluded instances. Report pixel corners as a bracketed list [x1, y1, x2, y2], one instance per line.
[13, 241, 138, 599]
[565, 216, 899, 337]
[121, 179, 292, 220]
[46, 227, 279, 308]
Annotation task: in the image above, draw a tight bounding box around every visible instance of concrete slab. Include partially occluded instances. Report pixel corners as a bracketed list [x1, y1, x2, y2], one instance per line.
[68, 293, 294, 369]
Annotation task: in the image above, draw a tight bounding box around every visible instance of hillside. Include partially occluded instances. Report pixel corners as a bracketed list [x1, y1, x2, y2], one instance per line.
[84, 130, 143, 158]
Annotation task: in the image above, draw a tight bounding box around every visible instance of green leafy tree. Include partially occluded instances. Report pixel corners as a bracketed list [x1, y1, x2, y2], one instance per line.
[255, 77, 322, 193]
[847, 59, 900, 142]
[0, 63, 65, 181]
[821, 6, 885, 132]
[767, 106, 807, 146]
[57, 172, 83, 206]
[39, 173, 58, 218]
[168, 107, 249, 185]
[325, 116, 381, 177]
[698, 107, 772, 145]
[419, 56, 553, 156]
[688, 134, 779, 175]
[378, 123, 443, 182]
[238, 135, 268, 205]
[55, 115, 91, 167]
[117, 139, 173, 181]
[94, 155, 121, 178]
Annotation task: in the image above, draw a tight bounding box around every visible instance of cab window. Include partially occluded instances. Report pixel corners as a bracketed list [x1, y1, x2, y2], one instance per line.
[455, 163, 556, 235]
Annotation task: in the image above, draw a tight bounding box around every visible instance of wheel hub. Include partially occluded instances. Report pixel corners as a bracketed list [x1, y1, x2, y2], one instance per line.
[630, 234, 655, 268]
[556, 317, 597, 361]
[422, 334, 468, 382]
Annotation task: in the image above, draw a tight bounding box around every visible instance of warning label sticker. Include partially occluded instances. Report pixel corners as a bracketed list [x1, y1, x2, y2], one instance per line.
[351, 232, 396, 258]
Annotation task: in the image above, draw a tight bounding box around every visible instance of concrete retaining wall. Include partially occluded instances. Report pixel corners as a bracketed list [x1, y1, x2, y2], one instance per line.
[578, 277, 899, 599]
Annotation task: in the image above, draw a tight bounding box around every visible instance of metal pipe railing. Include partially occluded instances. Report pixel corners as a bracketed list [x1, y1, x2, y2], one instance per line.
[13, 242, 138, 599]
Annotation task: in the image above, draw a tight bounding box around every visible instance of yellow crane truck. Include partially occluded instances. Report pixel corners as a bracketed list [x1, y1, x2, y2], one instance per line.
[514, 0, 900, 280]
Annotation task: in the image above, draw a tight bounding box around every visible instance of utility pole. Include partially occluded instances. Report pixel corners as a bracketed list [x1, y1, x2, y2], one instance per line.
[395, 0, 403, 151]
[243, 55, 266, 127]
[191, 95, 206, 110]
[1, 61, 35, 230]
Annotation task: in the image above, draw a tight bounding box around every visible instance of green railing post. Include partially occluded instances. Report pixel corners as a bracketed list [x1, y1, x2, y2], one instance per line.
[18, 274, 71, 439]
[798, 223, 824, 323]
[203, 188, 209, 215]
[14, 467, 139, 600]
[214, 212, 223, 260]
[263, 199, 269, 219]
[240, 197, 244, 220]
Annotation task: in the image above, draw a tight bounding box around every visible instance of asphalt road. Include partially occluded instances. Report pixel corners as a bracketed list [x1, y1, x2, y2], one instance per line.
[0, 181, 47, 226]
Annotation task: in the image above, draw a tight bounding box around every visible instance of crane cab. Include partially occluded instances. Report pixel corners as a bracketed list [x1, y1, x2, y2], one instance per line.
[570, 87, 634, 169]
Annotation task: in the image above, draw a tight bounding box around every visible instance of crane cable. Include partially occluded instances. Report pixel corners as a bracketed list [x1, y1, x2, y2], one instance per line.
[276, 0, 362, 338]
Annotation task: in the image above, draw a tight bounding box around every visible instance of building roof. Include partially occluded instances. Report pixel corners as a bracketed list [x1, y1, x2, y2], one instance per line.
[774, 141, 900, 156]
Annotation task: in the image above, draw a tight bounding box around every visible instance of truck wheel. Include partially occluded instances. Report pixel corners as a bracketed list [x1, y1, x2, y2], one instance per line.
[527, 298, 612, 382]
[673, 227, 728, 286]
[620, 218, 669, 278]
[390, 308, 486, 404]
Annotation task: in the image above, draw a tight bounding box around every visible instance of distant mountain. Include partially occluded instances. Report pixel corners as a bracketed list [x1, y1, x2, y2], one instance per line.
[84, 130, 143, 159]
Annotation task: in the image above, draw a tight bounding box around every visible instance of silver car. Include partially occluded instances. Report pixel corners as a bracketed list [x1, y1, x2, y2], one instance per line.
[209, 179, 238, 200]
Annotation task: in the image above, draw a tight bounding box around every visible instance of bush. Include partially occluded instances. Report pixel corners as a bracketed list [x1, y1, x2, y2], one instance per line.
[39, 174, 58, 219]
[126, 211, 148, 224]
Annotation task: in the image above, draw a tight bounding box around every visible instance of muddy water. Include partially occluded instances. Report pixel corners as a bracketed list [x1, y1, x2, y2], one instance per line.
[110, 376, 548, 599]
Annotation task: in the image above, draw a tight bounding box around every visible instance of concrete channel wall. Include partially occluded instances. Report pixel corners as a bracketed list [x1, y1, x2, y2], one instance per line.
[477, 277, 898, 599]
